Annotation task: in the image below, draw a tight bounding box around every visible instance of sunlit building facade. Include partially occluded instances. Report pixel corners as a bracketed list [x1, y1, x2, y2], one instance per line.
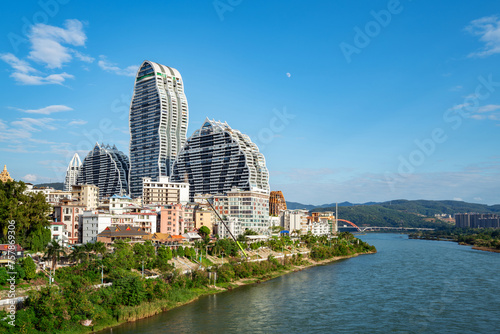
[129, 60, 189, 198]
[171, 118, 270, 200]
[77, 143, 130, 199]
[64, 153, 82, 191]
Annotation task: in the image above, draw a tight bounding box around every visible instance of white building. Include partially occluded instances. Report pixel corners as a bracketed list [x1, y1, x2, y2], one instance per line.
[215, 217, 242, 239]
[109, 194, 136, 214]
[64, 153, 81, 192]
[309, 221, 331, 236]
[129, 61, 189, 198]
[81, 210, 157, 244]
[49, 222, 69, 246]
[25, 184, 72, 205]
[281, 209, 309, 235]
[142, 176, 190, 205]
[195, 188, 270, 236]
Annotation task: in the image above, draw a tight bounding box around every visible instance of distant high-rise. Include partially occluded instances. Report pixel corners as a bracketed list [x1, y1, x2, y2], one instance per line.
[269, 191, 287, 216]
[171, 118, 270, 200]
[78, 143, 130, 199]
[128, 60, 189, 198]
[64, 153, 82, 191]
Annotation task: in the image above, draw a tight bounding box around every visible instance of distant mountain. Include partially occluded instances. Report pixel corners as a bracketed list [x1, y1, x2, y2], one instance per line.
[289, 199, 500, 229]
[285, 201, 317, 210]
[286, 201, 380, 210]
[376, 199, 500, 216]
[34, 182, 64, 190]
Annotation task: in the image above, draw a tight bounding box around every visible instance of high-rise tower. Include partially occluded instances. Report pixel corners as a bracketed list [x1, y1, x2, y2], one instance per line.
[171, 118, 270, 200]
[129, 60, 188, 198]
[78, 143, 130, 199]
[64, 153, 81, 191]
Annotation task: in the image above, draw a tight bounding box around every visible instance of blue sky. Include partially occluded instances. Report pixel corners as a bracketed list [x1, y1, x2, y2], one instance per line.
[1, 0, 500, 205]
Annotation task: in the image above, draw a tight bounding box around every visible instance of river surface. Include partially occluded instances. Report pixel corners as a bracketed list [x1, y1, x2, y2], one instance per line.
[103, 234, 500, 333]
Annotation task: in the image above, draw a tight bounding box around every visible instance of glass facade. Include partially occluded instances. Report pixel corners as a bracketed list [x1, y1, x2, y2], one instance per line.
[77, 143, 130, 199]
[171, 118, 270, 201]
[129, 61, 189, 198]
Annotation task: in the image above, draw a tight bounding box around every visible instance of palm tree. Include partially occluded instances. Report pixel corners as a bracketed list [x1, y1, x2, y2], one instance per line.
[92, 241, 107, 257]
[44, 240, 66, 271]
[69, 245, 86, 264]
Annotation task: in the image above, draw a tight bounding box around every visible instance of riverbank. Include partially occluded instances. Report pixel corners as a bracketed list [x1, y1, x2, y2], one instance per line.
[471, 246, 500, 253]
[408, 228, 500, 253]
[93, 250, 375, 334]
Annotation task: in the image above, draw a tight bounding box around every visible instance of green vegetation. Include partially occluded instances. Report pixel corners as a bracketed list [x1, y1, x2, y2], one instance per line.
[314, 205, 449, 228]
[0, 233, 375, 333]
[291, 199, 500, 229]
[0, 180, 52, 251]
[409, 227, 500, 250]
[33, 182, 64, 191]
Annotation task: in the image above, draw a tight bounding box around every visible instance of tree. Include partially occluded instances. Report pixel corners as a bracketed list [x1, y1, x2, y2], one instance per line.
[0, 181, 52, 251]
[199, 226, 211, 238]
[69, 245, 86, 264]
[44, 240, 66, 271]
[91, 241, 107, 257]
[177, 246, 185, 257]
[21, 256, 37, 281]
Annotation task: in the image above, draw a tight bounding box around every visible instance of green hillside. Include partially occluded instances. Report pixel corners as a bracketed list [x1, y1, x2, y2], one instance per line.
[377, 200, 500, 216]
[313, 205, 448, 228]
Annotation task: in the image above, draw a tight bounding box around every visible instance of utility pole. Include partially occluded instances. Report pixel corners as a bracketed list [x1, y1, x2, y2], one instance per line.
[142, 260, 144, 278]
[101, 264, 104, 285]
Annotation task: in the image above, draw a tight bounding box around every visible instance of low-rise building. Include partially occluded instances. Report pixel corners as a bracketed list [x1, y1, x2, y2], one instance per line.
[142, 176, 190, 206]
[158, 204, 184, 235]
[53, 200, 86, 244]
[71, 184, 99, 210]
[96, 225, 149, 244]
[281, 209, 309, 235]
[49, 222, 69, 246]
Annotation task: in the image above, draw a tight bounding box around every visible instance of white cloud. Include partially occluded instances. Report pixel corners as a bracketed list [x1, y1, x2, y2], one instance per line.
[453, 197, 464, 201]
[11, 118, 57, 132]
[0, 20, 89, 85]
[72, 50, 94, 63]
[476, 104, 500, 113]
[0, 53, 37, 73]
[28, 19, 88, 69]
[468, 104, 500, 122]
[68, 119, 87, 126]
[10, 71, 74, 85]
[23, 174, 38, 182]
[98, 56, 138, 76]
[448, 103, 471, 111]
[466, 15, 500, 57]
[13, 105, 73, 115]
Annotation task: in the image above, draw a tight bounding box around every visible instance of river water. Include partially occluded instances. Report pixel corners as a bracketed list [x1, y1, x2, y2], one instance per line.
[104, 234, 500, 333]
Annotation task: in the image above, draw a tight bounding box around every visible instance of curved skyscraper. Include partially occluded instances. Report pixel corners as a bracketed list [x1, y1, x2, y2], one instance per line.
[171, 118, 270, 200]
[64, 153, 81, 191]
[129, 60, 189, 198]
[78, 143, 130, 199]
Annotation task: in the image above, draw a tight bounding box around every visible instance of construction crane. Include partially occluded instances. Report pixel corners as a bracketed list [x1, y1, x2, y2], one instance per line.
[206, 199, 248, 259]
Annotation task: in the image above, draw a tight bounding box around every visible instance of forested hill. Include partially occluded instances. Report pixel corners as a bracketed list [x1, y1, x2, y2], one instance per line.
[33, 182, 64, 190]
[288, 199, 500, 228]
[313, 205, 443, 228]
[375, 200, 500, 216]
